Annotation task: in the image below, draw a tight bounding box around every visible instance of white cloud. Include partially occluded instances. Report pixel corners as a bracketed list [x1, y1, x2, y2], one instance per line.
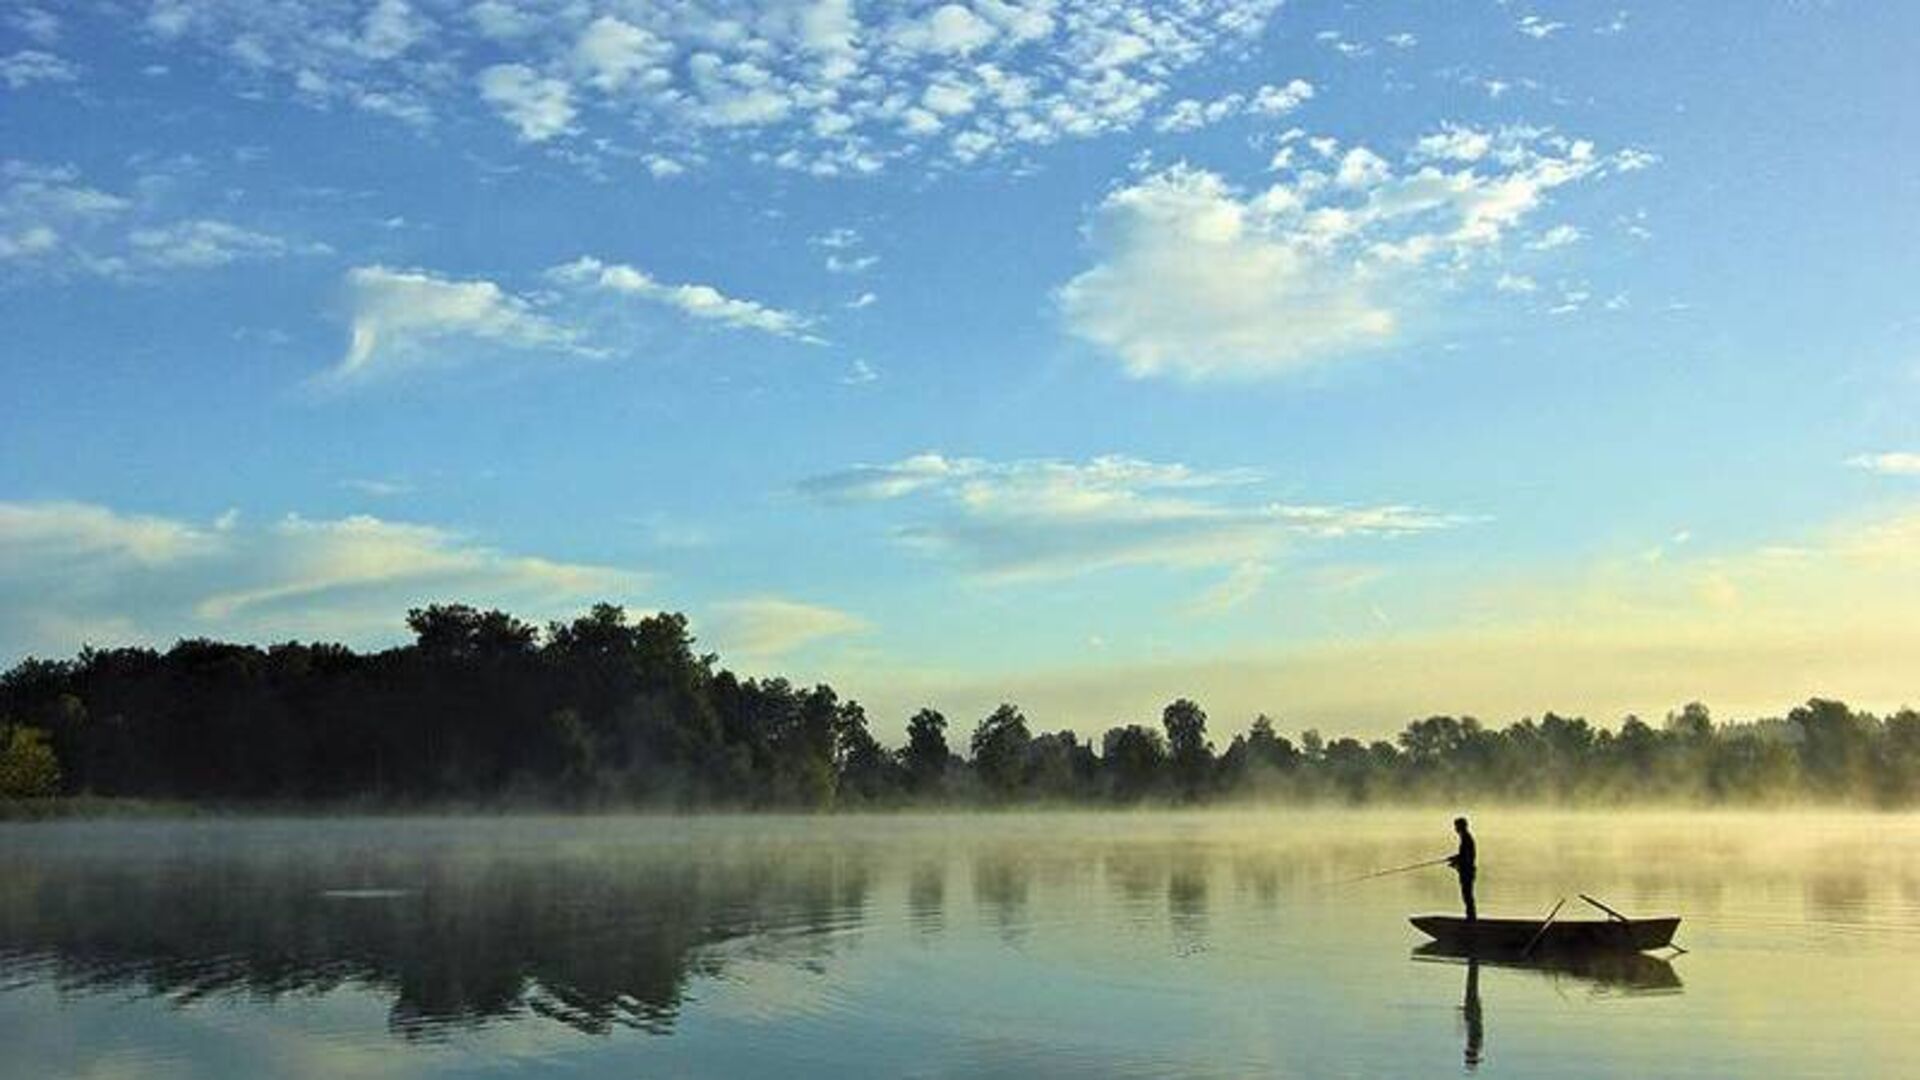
[0, 49, 76, 88]
[573, 15, 671, 92]
[802, 453, 1464, 581]
[110, 0, 1288, 175]
[1155, 79, 1313, 133]
[0, 500, 643, 658]
[1515, 15, 1566, 39]
[1413, 125, 1493, 163]
[0, 501, 213, 567]
[333, 265, 580, 381]
[1528, 223, 1583, 249]
[550, 255, 818, 341]
[710, 597, 867, 657]
[801, 452, 981, 502]
[1848, 452, 1920, 477]
[890, 4, 999, 56]
[840, 358, 880, 384]
[357, 0, 429, 60]
[468, 1, 533, 40]
[1060, 125, 1610, 379]
[8, 7, 60, 45]
[126, 219, 326, 268]
[1, 161, 318, 279]
[478, 63, 576, 142]
[1186, 560, 1272, 615]
[1058, 165, 1393, 380]
[825, 252, 878, 273]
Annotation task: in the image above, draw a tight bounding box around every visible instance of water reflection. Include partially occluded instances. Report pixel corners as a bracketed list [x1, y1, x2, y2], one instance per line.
[3, 811, 1917, 1078]
[1413, 942, 1684, 995]
[0, 830, 875, 1038]
[1463, 958, 1484, 1070]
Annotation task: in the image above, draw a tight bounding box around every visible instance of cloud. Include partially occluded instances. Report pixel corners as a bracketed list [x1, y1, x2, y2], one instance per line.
[550, 255, 818, 341]
[801, 453, 1464, 581]
[0, 500, 643, 660]
[840, 358, 880, 385]
[333, 265, 580, 381]
[573, 15, 671, 92]
[478, 63, 576, 141]
[1186, 560, 1272, 615]
[1, 161, 319, 279]
[0, 501, 213, 568]
[1515, 14, 1566, 39]
[8, 8, 60, 45]
[709, 597, 867, 658]
[126, 219, 327, 268]
[0, 49, 76, 89]
[1154, 79, 1313, 133]
[1848, 452, 1920, 477]
[1060, 125, 1617, 379]
[845, 504, 1920, 735]
[1058, 165, 1393, 380]
[889, 4, 999, 56]
[800, 452, 980, 502]
[99, 0, 1289, 175]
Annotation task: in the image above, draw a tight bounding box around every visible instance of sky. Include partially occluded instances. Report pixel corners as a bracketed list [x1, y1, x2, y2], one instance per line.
[2, 0, 1918, 740]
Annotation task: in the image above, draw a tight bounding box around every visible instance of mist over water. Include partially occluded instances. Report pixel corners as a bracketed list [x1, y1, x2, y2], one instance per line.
[2, 811, 1917, 1078]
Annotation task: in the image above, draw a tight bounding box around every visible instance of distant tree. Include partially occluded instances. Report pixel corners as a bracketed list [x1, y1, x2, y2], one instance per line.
[1245, 715, 1300, 771]
[902, 708, 951, 795]
[1102, 724, 1166, 801]
[1666, 701, 1714, 742]
[1161, 698, 1213, 801]
[970, 704, 1032, 797]
[1791, 698, 1871, 797]
[835, 701, 899, 804]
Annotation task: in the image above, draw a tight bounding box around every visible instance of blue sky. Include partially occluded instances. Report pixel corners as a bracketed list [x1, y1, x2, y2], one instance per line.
[3, 0, 1917, 738]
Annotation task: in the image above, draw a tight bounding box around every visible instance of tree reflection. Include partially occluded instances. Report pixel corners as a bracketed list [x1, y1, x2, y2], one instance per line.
[0, 838, 873, 1039]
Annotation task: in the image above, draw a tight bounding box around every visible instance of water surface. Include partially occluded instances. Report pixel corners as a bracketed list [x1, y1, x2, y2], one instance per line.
[2, 811, 1916, 1078]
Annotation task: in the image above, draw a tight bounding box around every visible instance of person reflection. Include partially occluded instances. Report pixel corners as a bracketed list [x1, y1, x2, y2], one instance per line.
[1461, 958, 1484, 1070]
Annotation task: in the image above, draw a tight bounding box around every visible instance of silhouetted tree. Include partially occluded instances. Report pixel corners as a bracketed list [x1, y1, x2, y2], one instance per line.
[970, 704, 1031, 798]
[1162, 698, 1213, 801]
[902, 708, 951, 795]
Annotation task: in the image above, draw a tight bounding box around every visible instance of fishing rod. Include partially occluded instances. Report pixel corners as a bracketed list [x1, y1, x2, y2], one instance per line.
[1336, 855, 1451, 885]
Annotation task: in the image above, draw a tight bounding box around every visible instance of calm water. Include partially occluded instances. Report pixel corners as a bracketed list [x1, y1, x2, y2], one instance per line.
[2, 811, 1917, 1079]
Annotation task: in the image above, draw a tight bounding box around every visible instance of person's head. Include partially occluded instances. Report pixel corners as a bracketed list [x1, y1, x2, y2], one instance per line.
[1453, 816, 1469, 834]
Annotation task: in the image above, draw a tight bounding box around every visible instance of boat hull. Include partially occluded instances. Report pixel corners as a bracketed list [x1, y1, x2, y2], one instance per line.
[1409, 914, 1679, 953]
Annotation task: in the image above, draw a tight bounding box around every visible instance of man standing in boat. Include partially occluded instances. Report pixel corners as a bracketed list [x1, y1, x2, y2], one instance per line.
[1448, 816, 1477, 921]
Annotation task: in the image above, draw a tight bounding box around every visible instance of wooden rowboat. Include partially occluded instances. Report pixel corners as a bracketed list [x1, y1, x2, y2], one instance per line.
[1409, 914, 1679, 953]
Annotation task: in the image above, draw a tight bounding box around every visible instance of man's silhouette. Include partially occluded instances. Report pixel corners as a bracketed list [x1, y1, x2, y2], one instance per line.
[1447, 816, 1477, 921]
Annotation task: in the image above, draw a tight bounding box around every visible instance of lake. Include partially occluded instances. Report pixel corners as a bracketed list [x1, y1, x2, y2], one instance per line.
[1, 811, 1916, 1078]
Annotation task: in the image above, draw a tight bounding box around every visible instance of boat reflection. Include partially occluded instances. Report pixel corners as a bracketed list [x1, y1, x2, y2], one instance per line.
[1414, 940, 1684, 995]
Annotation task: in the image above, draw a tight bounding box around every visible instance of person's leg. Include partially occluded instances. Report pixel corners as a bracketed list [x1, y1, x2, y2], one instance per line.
[1460, 871, 1477, 921]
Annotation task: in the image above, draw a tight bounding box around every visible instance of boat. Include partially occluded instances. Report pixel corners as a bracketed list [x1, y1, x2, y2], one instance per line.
[1409, 913, 1679, 953]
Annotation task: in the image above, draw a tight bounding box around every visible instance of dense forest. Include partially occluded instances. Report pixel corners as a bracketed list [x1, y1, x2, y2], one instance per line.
[3, 603, 1918, 808]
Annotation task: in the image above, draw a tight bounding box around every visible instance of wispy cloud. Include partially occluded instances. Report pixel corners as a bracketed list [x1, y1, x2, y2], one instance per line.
[0, 161, 323, 279]
[801, 453, 1466, 582]
[550, 256, 820, 342]
[330, 265, 582, 382]
[0, 500, 643, 659]
[1848, 452, 1920, 477]
[709, 597, 867, 658]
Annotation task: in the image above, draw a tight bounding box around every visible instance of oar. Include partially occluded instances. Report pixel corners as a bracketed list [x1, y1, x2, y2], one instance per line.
[1520, 897, 1567, 959]
[1335, 855, 1451, 885]
[1578, 893, 1630, 923]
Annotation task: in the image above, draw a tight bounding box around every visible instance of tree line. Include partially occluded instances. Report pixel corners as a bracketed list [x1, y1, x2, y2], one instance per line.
[2, 602, 1918, 807]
